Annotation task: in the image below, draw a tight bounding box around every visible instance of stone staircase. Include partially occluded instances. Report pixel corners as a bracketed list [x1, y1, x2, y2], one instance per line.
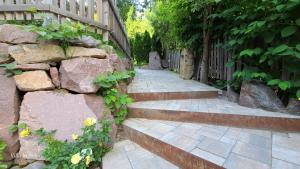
[103, 69, 300, 169]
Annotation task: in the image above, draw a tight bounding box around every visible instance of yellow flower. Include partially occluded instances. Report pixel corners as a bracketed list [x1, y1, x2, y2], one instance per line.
[71, 153, 82, 165]
[19, 127, 30, 138]
[72, 134, 78, 140]
[85, 155, 91, 166]
[84, 117, 96, 127]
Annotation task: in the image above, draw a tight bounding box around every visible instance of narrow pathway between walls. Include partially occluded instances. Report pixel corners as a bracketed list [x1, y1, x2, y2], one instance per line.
[103, 69, 300, 169]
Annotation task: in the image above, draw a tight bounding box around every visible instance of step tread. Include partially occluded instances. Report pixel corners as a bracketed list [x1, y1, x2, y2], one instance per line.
[129, 98, 300, 119]
[128, 69, 220, 94]
[124, 118, 300, 169]
[103, 140, 179, 169]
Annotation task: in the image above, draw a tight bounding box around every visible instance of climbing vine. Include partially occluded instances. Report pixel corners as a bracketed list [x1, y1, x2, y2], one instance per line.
[94, 71, 135, 125]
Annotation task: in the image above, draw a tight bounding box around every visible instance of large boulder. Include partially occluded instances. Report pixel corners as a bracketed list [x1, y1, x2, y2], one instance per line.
[180, 48, 194, 80]
[239, 81, 285, 112]
[67, 46, 108, 59]
[148, 51, 162, 70]
[0, 68, 20, 161]
[60, 57, 113, 93]
[109, 54, 126, 72]
[18, 91, 115, 160]
[0, 43, 13, 64]
[286, 98, 300, 114]
[9, 44, 66, 64]
[0, 24, 37, 44]
[14, 71, 55, 92]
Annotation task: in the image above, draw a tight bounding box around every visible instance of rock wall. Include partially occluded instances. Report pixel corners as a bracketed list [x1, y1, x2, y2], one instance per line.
[0, 24, 132, 163]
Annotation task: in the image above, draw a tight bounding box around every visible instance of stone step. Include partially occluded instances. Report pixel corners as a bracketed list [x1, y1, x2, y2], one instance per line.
[102, 140, 179, 169]
[128, 69, 220, 101]
[128, 99, 300, 132]
[123, 118, 300, 169]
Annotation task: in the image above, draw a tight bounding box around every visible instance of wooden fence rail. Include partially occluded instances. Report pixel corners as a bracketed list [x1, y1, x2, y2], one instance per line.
[167, 40, 239, 82]
[0, 0, 131, 57]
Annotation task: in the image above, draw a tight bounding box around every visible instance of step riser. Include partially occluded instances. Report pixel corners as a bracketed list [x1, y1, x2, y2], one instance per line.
[128, 108, 300, 132]
[124, 125, 224, 169]
[129, 91, 219, 102]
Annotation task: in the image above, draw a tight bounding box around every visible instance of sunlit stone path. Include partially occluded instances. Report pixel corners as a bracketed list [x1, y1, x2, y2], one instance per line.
[104, 69, 300, 169]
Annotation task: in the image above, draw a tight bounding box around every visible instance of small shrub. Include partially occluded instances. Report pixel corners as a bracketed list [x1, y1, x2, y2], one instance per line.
[15, 117, 112, 169]
[24, 20, 88, 53]
[95, 71, 135, 125]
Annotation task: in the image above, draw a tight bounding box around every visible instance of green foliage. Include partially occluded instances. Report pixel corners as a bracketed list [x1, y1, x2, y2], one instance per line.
[0, 138, 7, 169]
[130, 31, 152, 64]
[95, 71, 135, 125]
[211, 80, 227, 90]
[149, 0, 300, 98]
[8, 122, 27, 134]
[0, 63, 22, 77]
[24, 20, 89, 53]
[18, 118, 112, 169]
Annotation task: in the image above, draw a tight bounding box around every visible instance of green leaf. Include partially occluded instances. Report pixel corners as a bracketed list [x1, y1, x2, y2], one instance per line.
[278, 81, 291, 90]
[296, 18, 300, 26]
[297, 90, 300, 98]
[8, 124, 18, 133]
[281, 26, 297, 38]
[263, 32, 275, 43]
[296, 44, 300, 51]
[295, 51, 300, 59]
[267, 79, 280, 86]
[18, 123, 27, 129]
[272, 45, 289, 55]
[240, 49, 254, 57]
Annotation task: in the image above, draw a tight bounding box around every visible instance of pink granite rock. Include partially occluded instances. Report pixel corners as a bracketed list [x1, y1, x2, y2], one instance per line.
[109, 54, 126, 72]
[60, 57, 113, 93]
[239, 81, 285, 112]
[0, 43, 13, 64]
[15, 63, 50, 71]
[67, 46, 108, 59]
[148, 51, 162, 70]
[0, 68, 20, 161]
[18, 91, 115, 160]
[0, 24, 37, 44]
[49, 67, 60, 88]
[14, 71, 55, 92]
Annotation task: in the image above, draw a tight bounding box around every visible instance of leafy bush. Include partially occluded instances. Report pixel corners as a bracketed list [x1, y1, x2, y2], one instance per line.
[24, 20, 87, 53]
[95, 71, 135, 125]
[0, 138, 7, 169]
[15, 118, 112, 169]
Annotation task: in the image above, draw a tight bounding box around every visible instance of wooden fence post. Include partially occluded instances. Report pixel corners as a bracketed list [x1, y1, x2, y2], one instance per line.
[102, 0, 110, 41]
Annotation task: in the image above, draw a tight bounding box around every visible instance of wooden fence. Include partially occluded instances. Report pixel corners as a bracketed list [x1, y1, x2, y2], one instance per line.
[0, 0, 131, 57]
[167, 40, 241, 82]
[165, 50, 180, 72]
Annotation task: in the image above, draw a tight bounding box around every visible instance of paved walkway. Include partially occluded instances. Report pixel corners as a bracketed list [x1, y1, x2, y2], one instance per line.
[128, 69, 219, 93]
[103, 140, 179, 169]
[124, 118, 300, 169]
[104, 69, 300, 169]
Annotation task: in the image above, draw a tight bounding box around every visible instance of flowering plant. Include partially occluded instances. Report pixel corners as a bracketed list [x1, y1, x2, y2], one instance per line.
[18, 117, 112, 169]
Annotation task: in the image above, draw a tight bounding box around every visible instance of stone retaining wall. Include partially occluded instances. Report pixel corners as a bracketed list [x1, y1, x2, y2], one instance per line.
[0, 24, 133, 166]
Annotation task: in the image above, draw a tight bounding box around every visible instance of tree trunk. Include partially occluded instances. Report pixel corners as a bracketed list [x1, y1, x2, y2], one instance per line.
[199, 6, 213, 84]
